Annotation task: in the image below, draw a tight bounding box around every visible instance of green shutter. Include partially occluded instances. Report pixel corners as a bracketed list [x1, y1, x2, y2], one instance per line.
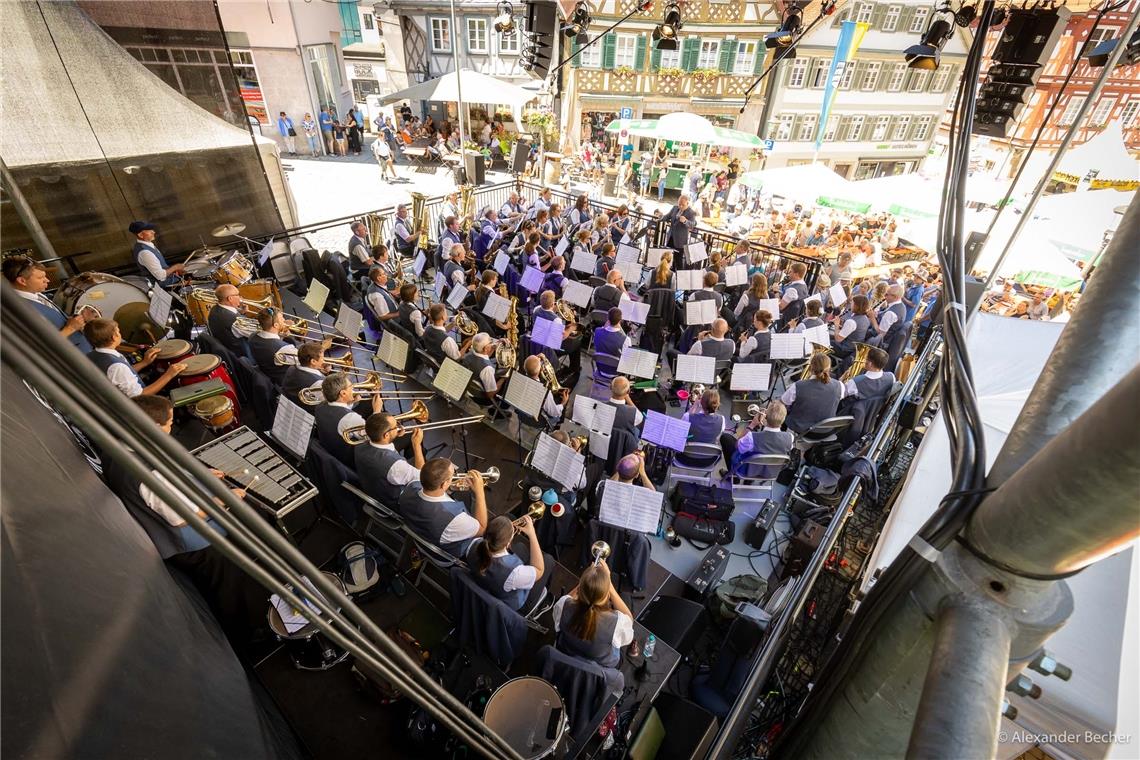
[602, 32, 617, 70]
[754, 45, 767, 74]
[719, 39, 737, 73]
[635, 33, 647, 70]
[898, 7, 913, 32]
[870, 3, 886, 29]
[682, 37, 701, 71]
[570, 36, 581, 67]
[651, 44, 662, 71]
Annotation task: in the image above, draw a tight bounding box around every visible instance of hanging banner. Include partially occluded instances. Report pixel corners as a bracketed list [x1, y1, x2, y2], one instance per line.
[814, 20, 870, 152]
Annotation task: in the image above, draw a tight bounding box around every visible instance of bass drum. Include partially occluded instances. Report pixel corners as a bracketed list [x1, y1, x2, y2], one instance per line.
[54, 272, 164, 344]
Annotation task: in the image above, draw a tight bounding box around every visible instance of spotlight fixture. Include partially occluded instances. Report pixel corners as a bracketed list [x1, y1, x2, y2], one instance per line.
[904, 4, 954, 70]
[954, 3, 977, 26]
[820, 0, 837, 15]
[494, 1, 515, 33]
[562, 1, 592, 41]
[765, 2, 802, 50]
[1085, 29, 1140, 68]
[652, 2, 683, 50]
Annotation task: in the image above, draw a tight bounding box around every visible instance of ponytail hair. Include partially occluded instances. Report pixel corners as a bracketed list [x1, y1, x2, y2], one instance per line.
[568, 564, 610, 641]
[475, 516, 513, 576]
[809, 352, 832, 384]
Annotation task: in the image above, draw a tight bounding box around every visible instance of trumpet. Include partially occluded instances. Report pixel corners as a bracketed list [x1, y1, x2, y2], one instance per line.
[513, 501, 547, 532]
[340, 400, 430, 445]
[451, 466, 500, 490]
[591, 540, 611, 567]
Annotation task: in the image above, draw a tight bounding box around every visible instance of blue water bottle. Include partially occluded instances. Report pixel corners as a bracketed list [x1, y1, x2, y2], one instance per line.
[643, 633, 656, 659]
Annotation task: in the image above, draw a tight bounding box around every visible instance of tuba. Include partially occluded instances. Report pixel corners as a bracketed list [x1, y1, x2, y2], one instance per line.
[800, 342, 834, 380]
[364, 213, 385, 247]
[841, 343, 872, 382]
[459, 184, 475, 235]
[410, 191, 431, 253]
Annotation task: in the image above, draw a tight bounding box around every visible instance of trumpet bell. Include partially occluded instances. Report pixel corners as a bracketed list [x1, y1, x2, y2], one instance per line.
[591, 540, 611, 565]
[393, 399, 430, 424]
[484, 466, 501, 485]
[747, 404, 762, 418]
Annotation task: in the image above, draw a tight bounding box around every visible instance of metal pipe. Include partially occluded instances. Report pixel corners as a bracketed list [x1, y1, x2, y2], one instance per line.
[448, 0, 468, 154]
[966, 364, 1140, 579]
[905, 600, 1013, 760]
[986, 193, 1140, 487]
[0, 157, 65, 271]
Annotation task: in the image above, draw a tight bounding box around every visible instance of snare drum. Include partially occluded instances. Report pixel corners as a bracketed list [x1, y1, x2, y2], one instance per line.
[212, 250, 255, 286]
[151, 339, 194, 374]
[267, 572, 350, 671]
[177, 354, 240, 417]
[483, 677, 567, 759]
[191, 396, 235, 430]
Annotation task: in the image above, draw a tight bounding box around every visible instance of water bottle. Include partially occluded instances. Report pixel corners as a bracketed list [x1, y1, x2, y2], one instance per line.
[643, 633, 656, 659]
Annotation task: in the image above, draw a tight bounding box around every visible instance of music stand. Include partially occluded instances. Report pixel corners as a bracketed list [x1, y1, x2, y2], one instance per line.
[504, 371, 547, 421]
[520, 266, 544, 293]
[562, 280, 592, 309]
[481, 291, 511, 323]
[272, 397, 315, 459]
[529, 433, 585, 491]
[674, 354, 715, 385]
[770, 333, 806, 360]
[641, 410, 690, 454]
[446, 282, 468, 311]
[618, 346, 657, 379]
[433, 357, 474, 402]
[302, 279, 330, 315]
[617, 243, 641, 263]
[571, 396, 616, 461]
[571, 249, 597, 275]
[493, 251, 510, 276]
[685, 240, 708, 266]
[531, 317, 565, 351]
[730, 363, 773, 393]
[725, 264, 748, 287]
[598, 480, 664, 534]
[148, 286, 173, 328]
[684, 300, 717, 327]
[334, 304, 363, 344]
[376, 330, 409, 372]
[413, 252, 427, 277]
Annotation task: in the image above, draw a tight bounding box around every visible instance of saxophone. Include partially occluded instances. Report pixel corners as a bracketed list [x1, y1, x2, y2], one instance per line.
[459, 184, 475, 235]
[410, 191, 431, 253]
[496, 295, 518, 369]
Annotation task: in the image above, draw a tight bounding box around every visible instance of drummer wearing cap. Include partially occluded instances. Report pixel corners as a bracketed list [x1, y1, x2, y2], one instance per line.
[129, 221, 185, 288]
[84, 317, 187, 397]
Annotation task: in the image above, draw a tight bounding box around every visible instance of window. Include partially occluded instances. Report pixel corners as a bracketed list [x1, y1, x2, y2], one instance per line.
[930, 65, 954, 93]
[846, 114, 865, 141]
[787, 57, 808, 88]
[1089, 97, 1116, 125]
[734, 41, 758, 74]
[795, 114, 818, 141]
[909, 7, 930, 33]
[499, 24, 520, 54]
[773, 114, 795, 140]
[698, 39, 721, 69]
[305, 44, 341, 111]
[882, 4, 902, 31]
[886, 62, 907, 91]
[839, 60, 857, 90]
[615, 33, 637, 67]
[824, 115, 840, 141]
[809, 58, 830, 88]
[579, 41, 602, 67]
[912, 115, 934, 140]
[230, 50, 254, 66]
[1058, 95, 1086, 125]
[870, 114, 891, 140]
[855, 2, 874, 23]
[466, 18, 488, 53]
[889, 114, 911, 140]
[861, 61, 882, 90]
[363, 13, 374, 30]
[1086, 27, 1118, 52]
[659, 47, 681, 68]
[1120, 99, 1140, 128]
[431, 18, 451, 51]
[907, 70, 930, 92]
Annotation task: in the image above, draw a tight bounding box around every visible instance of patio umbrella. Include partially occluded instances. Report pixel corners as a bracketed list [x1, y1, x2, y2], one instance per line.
[378, 68, 537, 109]
[739, 163, 869, 212]
[604, 112, 764, 149]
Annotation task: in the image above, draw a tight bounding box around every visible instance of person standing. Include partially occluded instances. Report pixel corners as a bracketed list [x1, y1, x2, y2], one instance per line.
[319, 107, 335, 153]
[371, 136, 396, 180]
[661, 195, 697, 253]
[301, 112, 319, 156]
[346, 110, 362, 155]
[276, 111, 296, 155]
[656, 164, 668, 201]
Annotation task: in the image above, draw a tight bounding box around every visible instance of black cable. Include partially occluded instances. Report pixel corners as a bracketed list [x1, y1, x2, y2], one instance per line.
[740, 10, 833, 105]
[548, 2, 653, 75]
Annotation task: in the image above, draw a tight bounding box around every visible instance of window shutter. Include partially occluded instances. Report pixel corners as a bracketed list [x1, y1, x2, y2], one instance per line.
[635, 33, 648, 70]
[651, 44, 662, 71]
[832, 4, 851, 27]
[682, 37, 701, 71]
[791, 115, 803, 139]
[570, 36, 581, 67]
[719, 39, 737, 73]
[898, 7, 913, 32]
[754, 45, 767, 74]
[602, 32, 617, 70]
[838, 116, 851, 140]
[870, 4, 887, 29]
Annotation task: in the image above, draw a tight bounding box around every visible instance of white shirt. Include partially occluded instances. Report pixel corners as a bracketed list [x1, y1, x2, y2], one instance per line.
[421, 490, 481, 544]
[477, 362, 498, 393]
[449, 265, 466, 288]
[551, 595, 634, 649]
[367, 288, 395, 318]
[598, 324, 632, 355]
[608, 397, 644, 426]
[780, 279, 807, 306]
[739, 329, 769, 359]
[350, 239, 371, 264]
[135, 242, 168, 282]
[95, 348, 143, 397]
[220, 304, 255, 338]
[490, 546, 538, 592]
[139, 471, 201, 527]
[845, 369, 888, 398]
[371, 140, 391, 159]
[877, 302, 900, 333]
[540, 385, 564, 422]
[370, 441, 420, 486]
[394, 216, 413, 242]
[255, 330, 298, 361]
[440, 333, 461, 361]
[688, 335, 732, 356]
[329, 401, 365, 435]
[781, 377, 846, 405]
[15, 289, 61, 314]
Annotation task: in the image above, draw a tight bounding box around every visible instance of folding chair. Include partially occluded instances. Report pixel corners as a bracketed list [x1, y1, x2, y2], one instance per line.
[666, 441, 724, 491]
[403, 526, 467, 600]
[341, 482, 408, 562]
[730, 453, 790, 517]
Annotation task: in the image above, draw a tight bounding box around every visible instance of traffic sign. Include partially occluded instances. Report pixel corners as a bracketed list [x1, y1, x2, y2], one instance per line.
[762, 139, 776, 151]
[619, 107, 633, 120]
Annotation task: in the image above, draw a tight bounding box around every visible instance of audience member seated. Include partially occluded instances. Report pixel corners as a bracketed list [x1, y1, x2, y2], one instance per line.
[781, 353, 845, 434]
[354, 412, 425, 505]
[399, 458, 488, 558]
[85, 318, 185, 398]
[552, 562, 634, 669]
[469, 515, 550, 614]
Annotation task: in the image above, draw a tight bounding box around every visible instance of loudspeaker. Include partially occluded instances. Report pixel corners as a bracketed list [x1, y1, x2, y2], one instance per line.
[638, 595, 706, 655]
[964, 231, 988, 272]
[464, 151, 485, 185]
[524, 1, 557, 79]
[511, 139, 530, 174]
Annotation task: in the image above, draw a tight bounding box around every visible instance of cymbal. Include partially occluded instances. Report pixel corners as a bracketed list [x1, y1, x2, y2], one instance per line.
[211, 222, 246, 237]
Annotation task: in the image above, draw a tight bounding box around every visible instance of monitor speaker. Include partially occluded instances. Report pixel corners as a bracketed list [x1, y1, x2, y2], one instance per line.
[511, 139, 530, 174]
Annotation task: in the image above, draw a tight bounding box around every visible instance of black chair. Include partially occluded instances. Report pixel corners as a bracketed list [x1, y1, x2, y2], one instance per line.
[304, 440, 363, 526]
[198, 332, 246, 407]
[884, 321, 912, 373]
[341, 482, 407, 561]
[235, 357, 278, 433]
[691, 617, 765, 719]
[449, 568, 545, 670]
[322, 252, 358, 308]
[404, 527, 467, 599]
[536, 645, 623, 746]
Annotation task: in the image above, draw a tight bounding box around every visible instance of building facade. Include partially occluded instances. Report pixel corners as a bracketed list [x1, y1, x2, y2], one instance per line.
[561, 0, 782, 145]
[343, 4, 388, 119]
[760, 0, 969, 178]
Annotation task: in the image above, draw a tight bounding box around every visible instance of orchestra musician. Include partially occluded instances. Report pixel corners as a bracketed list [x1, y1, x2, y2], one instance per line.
[552, 562, 634, 669]
[594, 243, 616, 278]
[779, 262, 810, 322]
[469, 515, 550, 614]
[85, 318, 187, 398]
[355, 412, 425, 505]
[570, 228, 593, 269]
[843, 347, 895, 401]
[395, 283, 426, 339]
[567, 194, 591, 235]
[373, 244, 401, 284]
[398, 458, 488, 558]
[831, 294, 873, 364]
[443, 243, 472, 296]
[473, 270, 509, 335]
[733, 273, 769, 325]
[364, 266, 400, 325]
[530, 187, 553, 218]
[500, 192, 525, 223]
[592, 271, 626, 316]
[689, 272, 725, 312]
[438, 192, 459, 234]
[781, 352, 845, 434]
[731, 239, 753, 267]
[423, 304, 467, 362]
[547, 202, 565, 242]
[592, 306, 631, 360]
[687, 317, 735, 360]
[534, 209, 555, 254]
[279, 342, 327, 405]
[129, 220, 185, 288]
[682, 388, 735, 463]
[437, 216, 463, 272]
[474, 209, 503, 262]
[249, 308, 298, 384]
[314, 372, 383, 468]
[534, 290, 583, 366]
[461, 333, 504, 406]
[392, 204, 420, 257]
[868, 284, 905, 347]
[347, 221, 375, 279]
[739, 309, 774, 362]
[522, 354, 569, 427]
[732, 400, 794, 479]
[542, 256, 568, 297]
[661, 195, 697, 253]
[3, 255, 92, 353]
[789, 300, 826, 333]
[207, 283, 256, 353]
[607, 376, 644, 432]
[644, 250, 675, 292]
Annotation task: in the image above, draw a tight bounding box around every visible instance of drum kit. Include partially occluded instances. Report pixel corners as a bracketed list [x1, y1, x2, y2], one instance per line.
[146, 337, 241, 432]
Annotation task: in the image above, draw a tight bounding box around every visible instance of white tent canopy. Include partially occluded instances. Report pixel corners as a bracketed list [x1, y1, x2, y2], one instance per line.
[378, 68, 538, 109]
[739, 163, 855, 200]
[605, 112, 764, 149]
[1055, 121, 1140, 183]
[1027, 189, 1134, 261]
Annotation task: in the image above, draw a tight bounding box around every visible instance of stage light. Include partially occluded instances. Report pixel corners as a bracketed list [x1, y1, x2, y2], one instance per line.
[652, 2, 682, 51]
[563, 1, 592, 39]
[954, 3, 977, 26]
[1085, 29, 1140, 68]
[904, 5, 953, 70]
[766, 3, 802, 50]
[494, 1, 515, 33]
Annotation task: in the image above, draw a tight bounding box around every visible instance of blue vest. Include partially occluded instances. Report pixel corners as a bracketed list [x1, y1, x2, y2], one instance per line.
[592, 326, 627, 359]
[281, 365, 321, 406]
[786, 378, 844, 434]
[207, 305, 244, 353]
[133, 241, 177, 287]
[443, 260, 464, 287]
[473, 551, 527, 610]
[87, 349, 140, 386]
[461, 351, 494, 391]
[592, 284, 622, 315]
[27, 296, 92, 353]
[699, 337, 734, 361]
[423, 325, 450, 361]
[314, 403, 355, 468]
[398, 482, 473, 557]
[367, 282, 397, 315]
[687, 412, 724, 444]
[354, 443, 407, 506]
[249, 333, 289, 383]
[533, 306, 557, 322]
[744, 330, 771, 363]
[556, 602, 620, 668]
[396, 302, 419, 336]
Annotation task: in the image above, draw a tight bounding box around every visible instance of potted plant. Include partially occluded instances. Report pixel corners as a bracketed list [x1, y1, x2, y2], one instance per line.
[657, 66, 684, 94]
[690, 67, 722, 95]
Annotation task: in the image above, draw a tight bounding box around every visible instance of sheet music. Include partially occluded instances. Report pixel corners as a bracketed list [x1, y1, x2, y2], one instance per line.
[725, 264, 748, 287]
[571, 396, 616, 436]
[413, 252, 427, 276]
[804, 293, 822, 307]
[482, 291, 511, 322]
[621, 232, 632, 245]
[446, 282, 469, 310]
[803, 324, 831, 348]
[642, 410, 690, 453]
[676, 269, 704, 291]
[618, 346, 657, 379]
[617, 243, 641, 263]
[555, 237, 570, 257]
[614, 260, 643, 284]
[334, 304, 363, 341]
[685, 240, 708, 265]
[770, 333, 806, 360]
[504, 371, 548, 419]
[756, 298, 782, 318]
[646, 248, 671, 267]
[493, 251, 510, 275]
[829, 283, 848, 307]
[675, 354, 715, 384]
[562, 279, 593, 309]
[272, 397, 315, 459]
[531, 316, 565, 350]
[570, 249, 597, 275]
[432, 357, 473, 401]
[432, 274, 446, 302]
[618, 295, 649, 325]
[376, 330, 409, 371]
[588, 430, 611, 459]
[730, 363, 773, 391]
[520, 266, 544, 292]
[147, 286, 173, 326]
[302, 280, 329, 315]
[531, 433, 586, 491]
[685, 299, 717, 326]
[599, 480, 664, 534]
[258, 237, 274, 267]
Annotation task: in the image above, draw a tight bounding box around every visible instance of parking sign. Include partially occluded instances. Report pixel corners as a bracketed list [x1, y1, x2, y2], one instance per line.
[620, 107, 633, 120]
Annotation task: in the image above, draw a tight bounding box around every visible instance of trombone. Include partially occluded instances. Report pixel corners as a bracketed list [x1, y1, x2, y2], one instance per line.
[297, 371, 410, 405]
[451, 466, 500, 491]
[188, 286, 276, 313]
[283, 316, 380, 352]
[341, 400, 431, 445]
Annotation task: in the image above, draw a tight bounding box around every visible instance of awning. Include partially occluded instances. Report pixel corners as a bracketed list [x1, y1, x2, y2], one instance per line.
[603, 112, 763, 149]
[378, 68, 537, 110]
